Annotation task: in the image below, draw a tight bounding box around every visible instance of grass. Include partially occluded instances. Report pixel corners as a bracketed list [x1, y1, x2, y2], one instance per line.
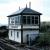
[35, 32, 50, 47]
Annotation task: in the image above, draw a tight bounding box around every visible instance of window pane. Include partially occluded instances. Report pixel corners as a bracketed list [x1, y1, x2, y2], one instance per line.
[22, 16, 26, 24]
[27, 16, 30, 24]
[11, 30, 12, 36]
[11, 21, 14, 25]
[32, 16, 34, 24]
[32, 16, 34, 19]
[10, 17, 14, 25]
[35, 16, 39, 24]
[17, 32, 19, 38]
[35, 16, 38, 19]
[11, 18, 14, 20]
[11, 21, 14, 23]
[35, 19, 38, 24]
[15, 16, 19, 24]
[32, 19, 34, 24]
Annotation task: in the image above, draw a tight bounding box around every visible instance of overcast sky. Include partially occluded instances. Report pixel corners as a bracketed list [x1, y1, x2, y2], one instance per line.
[0, 0, 50, 24]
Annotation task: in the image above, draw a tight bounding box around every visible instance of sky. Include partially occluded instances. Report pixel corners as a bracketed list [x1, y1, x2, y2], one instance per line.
[0, 0, 50, 25]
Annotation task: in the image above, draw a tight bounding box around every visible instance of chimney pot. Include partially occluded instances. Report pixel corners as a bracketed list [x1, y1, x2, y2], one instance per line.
[26, 4, 27, 8]
[19, 6, 20, 10]
[29, 2, 31, 9]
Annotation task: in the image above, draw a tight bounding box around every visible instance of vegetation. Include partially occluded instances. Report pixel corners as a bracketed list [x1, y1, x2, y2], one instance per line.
[0, 26, 8, 37]
[36, 32, 50, 47]
[40, 22, 50, 32]
[0, 22, 50, 47]
[36, 22, 50, 47]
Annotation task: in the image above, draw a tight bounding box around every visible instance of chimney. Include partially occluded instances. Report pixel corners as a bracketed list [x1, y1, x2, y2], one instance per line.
[19, 6, 20, 10]
[26, 4, 27, 8]
[29, 2, 31, 9]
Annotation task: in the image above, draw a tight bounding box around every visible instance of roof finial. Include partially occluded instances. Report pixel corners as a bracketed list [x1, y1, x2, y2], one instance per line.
[29, 2, 31, 9]
[26, 4, 27, 8]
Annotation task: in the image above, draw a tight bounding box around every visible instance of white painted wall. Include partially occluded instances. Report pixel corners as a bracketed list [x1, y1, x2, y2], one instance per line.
[23, 30, 39, 43]
[9, 30, 39, 43]
[23, 25, 39, 29]
[9, 30, 21, 43]
[9, 25, 21, 29]
[9, 25, 39, 29]
[9, 30, 15, 41]
[14, 30, 21, 43]
[9, 15, 21, 29]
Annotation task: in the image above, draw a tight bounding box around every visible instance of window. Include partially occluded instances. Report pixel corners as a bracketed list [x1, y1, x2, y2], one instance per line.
[22, 16, 26, 24]
[17, 32, 19, 38]
[11, 17, 14, 25]
[35, 20, 38, 24]
[15, 16, 19, 24]
[22, 15, 39, 25]
[11, 21, 14, 25]
[35, 16, 39, 24]
[31, 16, 39, 24]
[11, 30, 12, 36]
[22, 16, 31, 24]
[32, 16, 34, 24]
[27, 16, 30, 24]
[11, 21, 14, 23]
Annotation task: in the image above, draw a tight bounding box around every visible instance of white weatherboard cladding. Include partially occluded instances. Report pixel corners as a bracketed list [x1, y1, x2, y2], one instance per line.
[23, 25, 39, 29]
[23, 30, 39, 43]
[14, 30, 21, 43]
[9, 25, 21, 29]
[9, 17, 15, 25]
[9, 30, 21, 43]
[9, 15, 21, 29]
[9, 30, 14, 41]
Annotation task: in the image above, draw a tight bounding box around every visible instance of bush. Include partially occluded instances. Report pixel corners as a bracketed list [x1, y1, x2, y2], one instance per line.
[0, 29, 8, 37]
[36, 32, 50, 47]
[27, 36, 40, 46]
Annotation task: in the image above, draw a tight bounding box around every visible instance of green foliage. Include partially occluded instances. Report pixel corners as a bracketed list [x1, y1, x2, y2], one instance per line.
[0, 30, 8, 37]
[0, 26, 8, 37]
[36, 32, 50, 46]
[35, 22, 50, 46]
[40, 23, 50, 32]
[0, 26, 7, 30]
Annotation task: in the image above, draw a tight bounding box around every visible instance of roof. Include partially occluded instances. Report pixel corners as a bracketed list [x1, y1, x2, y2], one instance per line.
[7, 8, 42, 17]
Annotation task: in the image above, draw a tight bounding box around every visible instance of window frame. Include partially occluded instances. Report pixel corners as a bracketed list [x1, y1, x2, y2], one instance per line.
[26, 16, 31, 24]
[9, 17, 15, 25]
[31, 16, 34, 24]
[22, 15, 39, 25]
[15, 16, 20, 25]
[22, 16, 26, 24]
[17, 32, 19, 38]
[34, 15, 39, 25]
[11, 30, 12, 36]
